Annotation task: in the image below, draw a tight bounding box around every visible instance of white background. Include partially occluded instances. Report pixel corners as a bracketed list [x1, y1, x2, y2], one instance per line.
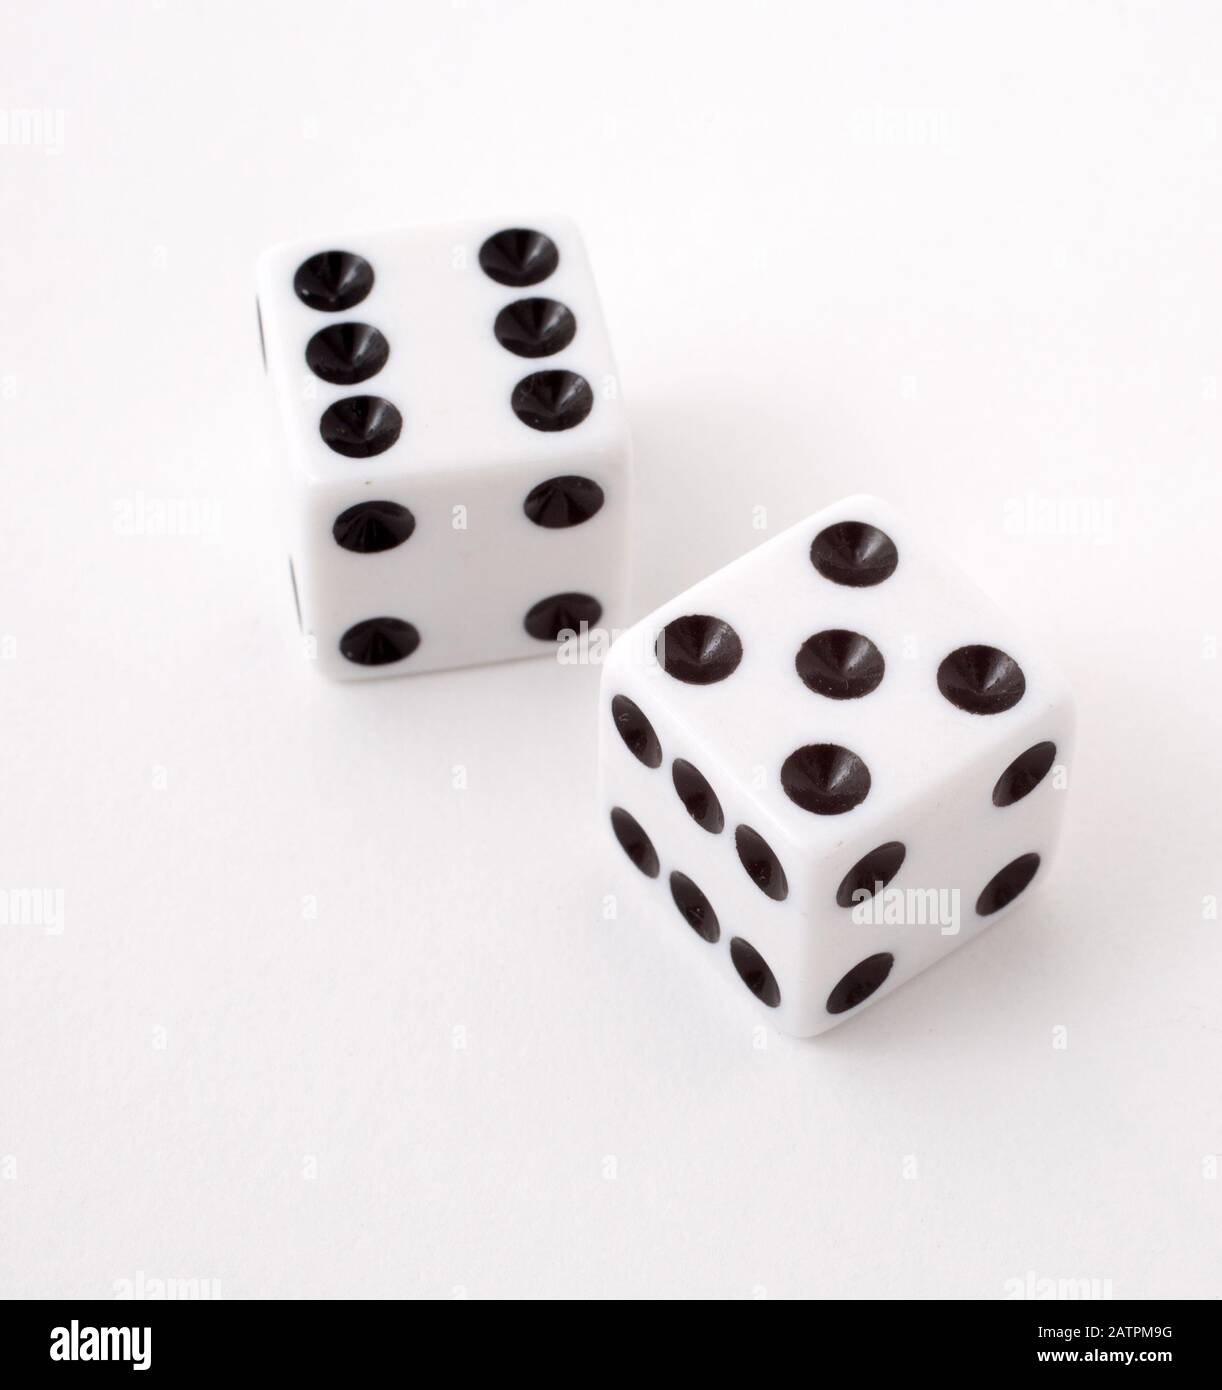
[2, 0, 1219, 1300]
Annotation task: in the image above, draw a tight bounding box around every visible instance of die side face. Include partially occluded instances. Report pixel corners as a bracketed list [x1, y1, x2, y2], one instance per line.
[257, 218, 631, 679]
[599, 494, 1074, 1035]
[599, 685, 814, 1034]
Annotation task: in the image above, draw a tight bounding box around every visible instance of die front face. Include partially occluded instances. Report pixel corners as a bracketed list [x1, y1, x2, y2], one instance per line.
[257, 218, 631, 679]
[599, 495, 1074, 1036]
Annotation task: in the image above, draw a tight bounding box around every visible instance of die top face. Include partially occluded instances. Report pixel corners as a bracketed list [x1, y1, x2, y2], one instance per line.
[602, 494, 1074, 864]
[256, 217, 628, 487]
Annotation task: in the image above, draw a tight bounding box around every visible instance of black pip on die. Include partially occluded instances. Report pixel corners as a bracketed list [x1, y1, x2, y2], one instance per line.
[256, 219, 631, 678]
[599, 495, 1074, 1035]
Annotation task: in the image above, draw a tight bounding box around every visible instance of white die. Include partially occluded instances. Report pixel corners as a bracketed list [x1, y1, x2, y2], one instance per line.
[598, 494, 1074, 1035]
[256, 217, 631, 679]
